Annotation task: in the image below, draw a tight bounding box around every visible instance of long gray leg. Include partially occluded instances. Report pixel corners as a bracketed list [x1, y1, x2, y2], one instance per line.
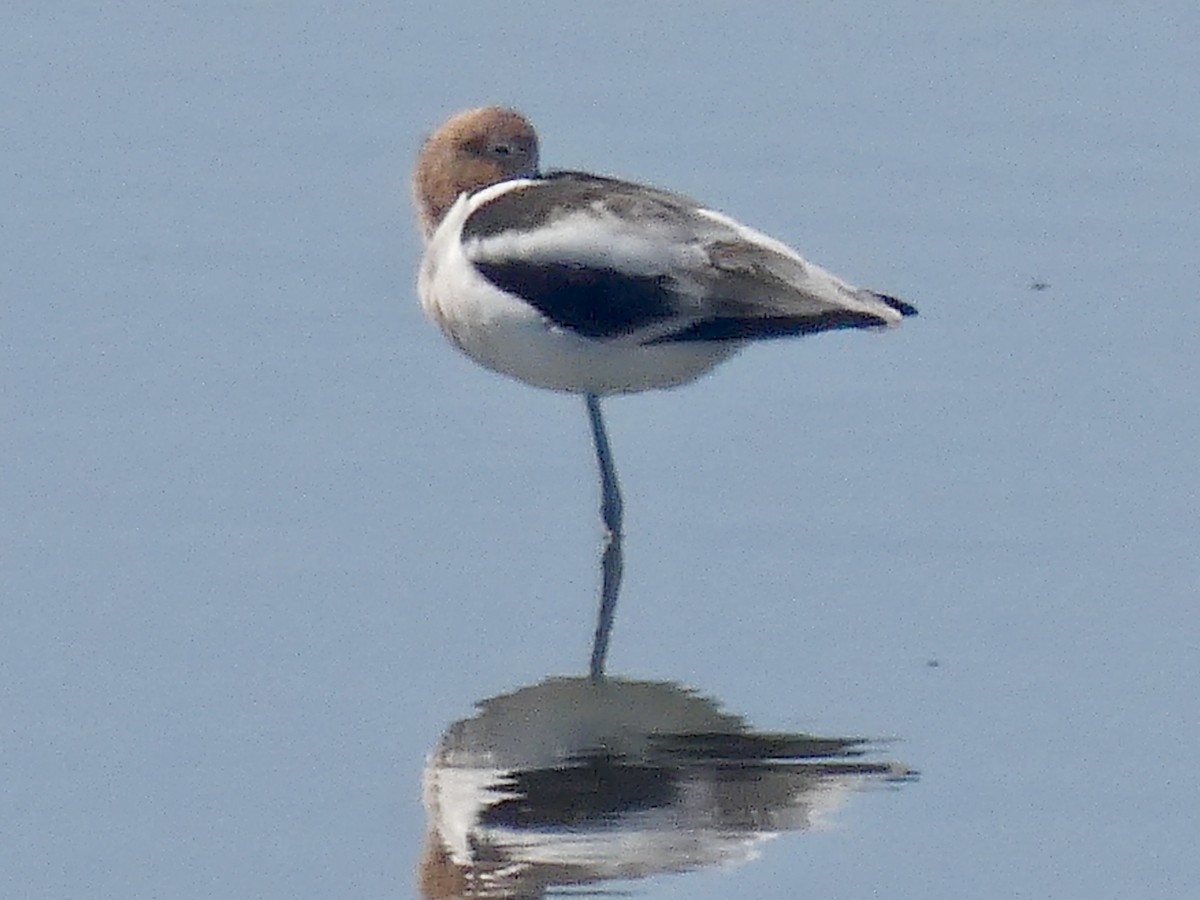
[586, 394, 623, 682]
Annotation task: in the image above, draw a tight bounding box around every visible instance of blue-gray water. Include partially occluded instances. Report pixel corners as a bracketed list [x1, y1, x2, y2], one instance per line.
[3, 2, 1197, 897]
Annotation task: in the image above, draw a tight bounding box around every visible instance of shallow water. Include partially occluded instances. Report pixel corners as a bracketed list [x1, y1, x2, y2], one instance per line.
[3, 2, 1197, 897]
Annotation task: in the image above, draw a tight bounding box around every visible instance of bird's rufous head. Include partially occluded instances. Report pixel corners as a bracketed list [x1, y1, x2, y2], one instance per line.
[412, 106, 540, 240]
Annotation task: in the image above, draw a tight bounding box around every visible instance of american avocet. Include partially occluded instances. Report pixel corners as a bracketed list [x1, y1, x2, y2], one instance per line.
[412, 107, 916, 677]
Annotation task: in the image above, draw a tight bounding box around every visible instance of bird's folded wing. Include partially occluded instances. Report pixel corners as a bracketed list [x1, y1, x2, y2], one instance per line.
[460, 172, 915, 343]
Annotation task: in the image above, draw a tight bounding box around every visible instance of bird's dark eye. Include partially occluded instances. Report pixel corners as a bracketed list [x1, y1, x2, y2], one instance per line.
[489, 142, 514, 157]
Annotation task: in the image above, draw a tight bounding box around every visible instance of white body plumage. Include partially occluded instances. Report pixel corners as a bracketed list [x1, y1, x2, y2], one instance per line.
[418, 176, 908, 395]
[419, 180, 741, 395]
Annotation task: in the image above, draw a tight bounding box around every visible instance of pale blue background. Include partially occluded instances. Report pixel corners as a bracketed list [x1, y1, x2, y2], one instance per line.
[3, 2, 1197, 897]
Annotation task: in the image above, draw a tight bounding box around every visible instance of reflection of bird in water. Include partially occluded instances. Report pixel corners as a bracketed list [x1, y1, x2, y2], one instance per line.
[412, 108, 917, 679]
[418, 677, 915, 898]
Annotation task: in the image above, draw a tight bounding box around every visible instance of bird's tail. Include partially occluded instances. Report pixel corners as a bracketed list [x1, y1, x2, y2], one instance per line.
[870, 292, 919, 318]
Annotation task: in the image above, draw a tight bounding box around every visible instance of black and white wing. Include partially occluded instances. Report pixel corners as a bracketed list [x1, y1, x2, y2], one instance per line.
[459, 171, 916, 344]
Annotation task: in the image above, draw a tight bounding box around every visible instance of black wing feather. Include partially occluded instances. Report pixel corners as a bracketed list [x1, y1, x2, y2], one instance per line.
[473, 260, 677, 339]
[651, 310, 896, 343]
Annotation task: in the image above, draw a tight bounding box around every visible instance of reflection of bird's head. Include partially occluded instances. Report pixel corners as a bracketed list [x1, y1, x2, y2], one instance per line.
[416, 827, 467, 900]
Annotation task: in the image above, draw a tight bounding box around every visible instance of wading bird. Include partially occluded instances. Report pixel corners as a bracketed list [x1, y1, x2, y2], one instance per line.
[412, 107, 916, 679]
